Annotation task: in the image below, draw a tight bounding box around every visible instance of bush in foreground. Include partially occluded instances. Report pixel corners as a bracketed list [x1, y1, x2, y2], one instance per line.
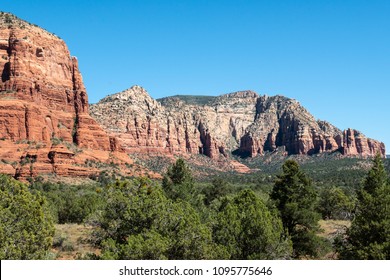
[0, 175, 54, 259]
[96, 179, 227, 260]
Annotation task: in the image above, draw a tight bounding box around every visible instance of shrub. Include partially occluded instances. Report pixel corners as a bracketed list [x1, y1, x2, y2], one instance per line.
[213, 189, 292, 259]
[96, 179, 227, 260]
[0, 175, 54, 259]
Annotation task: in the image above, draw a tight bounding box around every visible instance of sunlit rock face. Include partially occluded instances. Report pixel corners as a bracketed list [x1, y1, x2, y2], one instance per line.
[0, 13, 151, 179]
[91, 87, 385, 159]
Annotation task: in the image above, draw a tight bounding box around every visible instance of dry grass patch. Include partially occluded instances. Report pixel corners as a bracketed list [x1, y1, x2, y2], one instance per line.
[319, 220, 351, 239]
[51, 223, 100, 260]
[318, 220, 351, 260]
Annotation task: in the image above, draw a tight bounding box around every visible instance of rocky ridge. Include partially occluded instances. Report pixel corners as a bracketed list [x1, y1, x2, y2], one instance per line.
[0, 13, 154, 179]
[0, 12, 385, 180]
[90, 86, 386, 160]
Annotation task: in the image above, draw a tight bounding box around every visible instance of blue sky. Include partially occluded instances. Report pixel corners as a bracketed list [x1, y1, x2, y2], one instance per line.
[2, 0, 389, 151]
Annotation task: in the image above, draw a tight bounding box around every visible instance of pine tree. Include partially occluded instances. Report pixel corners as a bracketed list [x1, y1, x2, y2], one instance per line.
[270, 160, 324, 258]
[162, 158, 194, 201]
[337, 154, 390, 259]
[363, 153, 388, 194]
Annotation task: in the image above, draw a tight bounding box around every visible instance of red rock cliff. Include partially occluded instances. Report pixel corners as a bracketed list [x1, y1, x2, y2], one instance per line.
[0, 13, 109, 150]
[0, 13, 149, 179]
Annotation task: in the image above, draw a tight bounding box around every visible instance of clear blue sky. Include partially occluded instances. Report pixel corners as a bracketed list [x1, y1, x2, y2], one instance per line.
[2, 0, 389, 151]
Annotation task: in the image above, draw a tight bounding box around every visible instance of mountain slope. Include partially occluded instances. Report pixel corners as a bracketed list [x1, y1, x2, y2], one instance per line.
[90, 86, 386, 160]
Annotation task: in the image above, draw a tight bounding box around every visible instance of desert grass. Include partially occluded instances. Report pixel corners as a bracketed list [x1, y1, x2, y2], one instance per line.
[51, 223, 100, 260]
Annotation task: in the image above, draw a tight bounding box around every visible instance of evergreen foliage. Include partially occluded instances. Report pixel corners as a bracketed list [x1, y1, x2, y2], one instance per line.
[213, 189, 292, 259]
[202, 177, 231, 206]
[96, 178, 227, 260]
[29, 180, 104, 224]
[337, 154, 390, 259]
[363, 154, 389, 194]
[270, 160, 324, 258]
[317, 186, 355, 220]
[162, 158, 195, 201]
[0, 175, 54, 259]
[2, 154, 387, 260]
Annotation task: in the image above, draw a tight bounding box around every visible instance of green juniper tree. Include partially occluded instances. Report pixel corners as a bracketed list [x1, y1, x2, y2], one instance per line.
[202, 177, 231, 206]
[270, 160, 324, 258]
[0, 175, 54, 259]
[162, 158, 195, 201]
[337, 154, 390, 259]
[317, 186, 355, 220]
[213, 189, 292, 259]
[96, 178, 227, 260]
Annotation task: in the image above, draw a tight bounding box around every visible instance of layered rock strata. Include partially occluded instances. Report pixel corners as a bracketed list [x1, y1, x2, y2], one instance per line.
[0, 12, 385, 180]
[91, 86, 385, 159]
[0, 13, 109, 150]
[0, 13, 152, 179]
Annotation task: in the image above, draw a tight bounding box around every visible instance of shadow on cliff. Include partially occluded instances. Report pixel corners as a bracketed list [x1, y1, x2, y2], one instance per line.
[1, 62, 10, 83]
[232, 149, 251, 159]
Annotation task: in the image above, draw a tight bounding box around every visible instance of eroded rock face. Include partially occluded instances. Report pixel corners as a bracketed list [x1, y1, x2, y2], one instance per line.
[0, 12, 385, 180]
[0, 14, 109, 150]
[342, 128, 386, 157]
[90, 88, 260, 159]
[0, 13, 154, 179]
[237, 96, 346, 157]
[91, 86, 386, 159]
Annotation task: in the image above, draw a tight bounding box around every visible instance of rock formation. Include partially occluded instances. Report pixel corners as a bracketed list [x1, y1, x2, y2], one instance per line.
[91, 86, 386, 159]
[0, 13, 109, 150]
[0, 13, 153, 179]
[0, 12, 385, 180]
[342, 128, 386, 157]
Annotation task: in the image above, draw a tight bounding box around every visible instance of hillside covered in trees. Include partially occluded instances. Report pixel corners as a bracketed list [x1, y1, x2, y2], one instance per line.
[1, 155, 389, 260]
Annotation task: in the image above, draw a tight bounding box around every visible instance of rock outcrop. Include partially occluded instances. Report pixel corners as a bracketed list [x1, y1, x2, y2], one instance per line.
[0, 13, 109, 150]
[90, 87, 260, 159]
[237, 95, 345, 157]
[0, 13, 154, 179]
[342, 128, 386, 157]
[91, 86, 386, 159]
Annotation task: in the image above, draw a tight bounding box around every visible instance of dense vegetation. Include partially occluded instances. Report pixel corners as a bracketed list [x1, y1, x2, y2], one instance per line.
[1, 155, 389, 260]
[0, 175, 54, 259]
[336, 155, 390, 259]
[158, 95, 217, 106]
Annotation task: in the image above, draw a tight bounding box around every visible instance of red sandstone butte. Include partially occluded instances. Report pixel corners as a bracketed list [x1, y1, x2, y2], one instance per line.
[0, 13, 155, 179]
